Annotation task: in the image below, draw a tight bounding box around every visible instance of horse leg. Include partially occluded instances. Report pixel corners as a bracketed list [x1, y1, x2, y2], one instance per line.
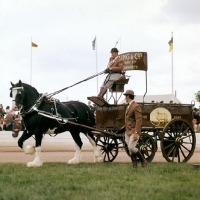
[18, 130, 40, 157]
[18, 130, 33, 149]
[27, 130, 43, 167]
[68, 131, 82, 164]
[86, 132, 103, 163]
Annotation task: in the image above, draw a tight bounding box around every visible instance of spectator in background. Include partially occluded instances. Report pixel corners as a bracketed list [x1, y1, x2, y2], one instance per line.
[92, 103, 97, 116]
[14, 106, 19, 115]
[88, 101, 92, 109]
[193, 118, 198, 132]
[88, 101, 96, 114]
[8, 107, 16, 117]
[196, 108, 200, 125]
[5, 113, 14, 124]
[169, 100, 173, 104]
[5, 106, 11, 114]
[192, 118, 200, 133]
[13, 114, 20, 121]
[12, 118, 21, 137]
[0, 104, 5, 118]
[0, 118, 5, 131]
[193, 108, 198, 120]
[4, 118, 13, 131]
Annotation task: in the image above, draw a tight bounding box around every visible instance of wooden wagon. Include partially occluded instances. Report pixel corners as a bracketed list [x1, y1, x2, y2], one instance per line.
[88, 52, 196, 163]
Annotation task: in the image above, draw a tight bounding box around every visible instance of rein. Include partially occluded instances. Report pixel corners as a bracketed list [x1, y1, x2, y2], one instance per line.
[19, 93, 47, 117]
[46, 70, 105, 98]
[12, 70, 105, 118]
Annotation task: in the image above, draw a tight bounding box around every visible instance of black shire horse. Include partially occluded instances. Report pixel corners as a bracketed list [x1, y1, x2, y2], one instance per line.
[10, 80, 103, 167]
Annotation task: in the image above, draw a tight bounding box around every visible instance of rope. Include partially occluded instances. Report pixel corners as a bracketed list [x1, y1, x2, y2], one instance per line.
[47, 71, 105, 98]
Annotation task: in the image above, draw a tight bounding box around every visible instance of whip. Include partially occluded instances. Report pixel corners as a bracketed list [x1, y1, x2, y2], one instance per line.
[47, 70, 105, 98]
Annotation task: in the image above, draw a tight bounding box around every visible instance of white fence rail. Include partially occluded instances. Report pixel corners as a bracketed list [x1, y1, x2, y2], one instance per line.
[0, 131, 92, 152]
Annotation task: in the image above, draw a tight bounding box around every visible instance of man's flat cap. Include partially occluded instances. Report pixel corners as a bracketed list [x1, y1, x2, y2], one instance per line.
[123, 90, 134, 96]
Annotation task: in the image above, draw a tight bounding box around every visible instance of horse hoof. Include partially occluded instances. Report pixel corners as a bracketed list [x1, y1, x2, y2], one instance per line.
[68, 158, 79, 164]
[27, 161, 43, 167]
[94, 156, 103, 163]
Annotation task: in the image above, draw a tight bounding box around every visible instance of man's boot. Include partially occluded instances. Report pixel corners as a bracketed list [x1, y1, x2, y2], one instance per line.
[130, 153, 137, 168]
[136, 150, 147, 168]
[98, 88, 107, 98]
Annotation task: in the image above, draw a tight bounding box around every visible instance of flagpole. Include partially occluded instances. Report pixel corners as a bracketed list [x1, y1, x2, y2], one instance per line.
[171, 31, 173, 95]
[95, 36, 98, 95]
[30, 36, 32, 86]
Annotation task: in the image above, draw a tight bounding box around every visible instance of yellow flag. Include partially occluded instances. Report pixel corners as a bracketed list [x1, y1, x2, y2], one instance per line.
[168, 37, 173, 52]
[32, 42, 38, 48]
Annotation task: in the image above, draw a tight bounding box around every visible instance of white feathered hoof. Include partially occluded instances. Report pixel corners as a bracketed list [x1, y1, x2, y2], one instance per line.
[68, 157, 80, 164]
[94, 156, 103, 163]
[26, 146, 42, 167]
[23, 145, 36, 155]
[27, 160, 43, 167]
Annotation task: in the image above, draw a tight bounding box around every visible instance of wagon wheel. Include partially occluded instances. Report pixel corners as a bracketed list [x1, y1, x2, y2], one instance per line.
[96, 136, 118, 162]
[160, 119, 196, 162]
[141, 130, 158, 152]
[124, 133, 156, 162]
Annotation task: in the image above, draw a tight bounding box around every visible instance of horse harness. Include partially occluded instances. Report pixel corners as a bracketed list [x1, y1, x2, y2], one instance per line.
[12, 86, 91, 124]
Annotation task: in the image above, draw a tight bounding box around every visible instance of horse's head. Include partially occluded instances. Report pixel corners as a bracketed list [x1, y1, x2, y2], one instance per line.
[10, 80, 39, 110]
[10, 80, 24, 108]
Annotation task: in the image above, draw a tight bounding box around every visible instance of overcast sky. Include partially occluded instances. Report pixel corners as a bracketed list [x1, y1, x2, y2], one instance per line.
[1, 0, 200, 108]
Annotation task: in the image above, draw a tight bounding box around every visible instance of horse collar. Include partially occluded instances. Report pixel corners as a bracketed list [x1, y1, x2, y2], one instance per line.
[20, 93, 47, 117]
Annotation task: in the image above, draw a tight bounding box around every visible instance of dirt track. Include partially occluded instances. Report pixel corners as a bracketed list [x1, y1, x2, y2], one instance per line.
[1, 148, 200, 164]
[1, 132, 200, 164]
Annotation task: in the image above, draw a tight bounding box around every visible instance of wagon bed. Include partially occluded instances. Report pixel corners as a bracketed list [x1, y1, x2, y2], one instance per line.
[93, 101, 195, 163]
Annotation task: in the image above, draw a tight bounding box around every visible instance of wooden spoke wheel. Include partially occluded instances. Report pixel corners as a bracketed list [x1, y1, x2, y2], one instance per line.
[124, 133, 156, 162]
[138, 133, 156, 162]
[96, 136, 118, 162]
[141, 130, 158, 152]
[161, 119, 196, 162]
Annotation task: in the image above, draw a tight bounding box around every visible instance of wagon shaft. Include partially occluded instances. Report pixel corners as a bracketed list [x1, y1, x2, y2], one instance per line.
[66, 121, 118, 137]
[37, 111, 117, 137]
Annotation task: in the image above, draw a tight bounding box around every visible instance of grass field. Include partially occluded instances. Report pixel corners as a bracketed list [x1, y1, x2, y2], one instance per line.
[0, 162, 200, 200]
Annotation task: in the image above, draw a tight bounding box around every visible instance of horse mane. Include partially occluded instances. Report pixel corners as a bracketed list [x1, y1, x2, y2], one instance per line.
[22, 83, 39, 96]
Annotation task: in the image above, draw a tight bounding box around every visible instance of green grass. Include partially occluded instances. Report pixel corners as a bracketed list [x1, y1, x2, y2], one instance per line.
[0, 162, 200, 200]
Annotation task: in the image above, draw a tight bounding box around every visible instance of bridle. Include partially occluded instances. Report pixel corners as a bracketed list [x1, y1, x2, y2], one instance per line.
[12, 85, 50, 117]
[11, 86, 24, 109]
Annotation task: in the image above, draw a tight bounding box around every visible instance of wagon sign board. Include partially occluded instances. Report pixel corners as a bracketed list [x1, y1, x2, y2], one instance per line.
[150, 108, 172, 127]
[140, 103, 194, 128]
[119, 52, 148, 71]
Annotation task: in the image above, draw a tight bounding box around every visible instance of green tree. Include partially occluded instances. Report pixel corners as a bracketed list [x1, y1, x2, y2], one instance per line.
[195, 91, 200, 102]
